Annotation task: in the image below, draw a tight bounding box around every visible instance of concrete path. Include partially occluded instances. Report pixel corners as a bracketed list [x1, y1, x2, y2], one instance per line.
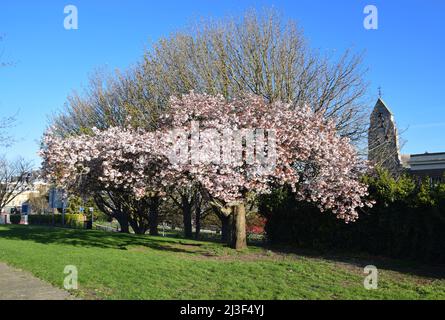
[0, 263, 75, 300]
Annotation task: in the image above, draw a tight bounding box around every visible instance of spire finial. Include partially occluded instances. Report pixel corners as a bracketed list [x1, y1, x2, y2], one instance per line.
[378, 86, 383, 98]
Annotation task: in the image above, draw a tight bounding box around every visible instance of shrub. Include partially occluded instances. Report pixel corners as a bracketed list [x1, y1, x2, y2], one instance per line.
[10, 214, 22, 225]
[65, 196, 106, 221]
[246, 214, 266, 235]
[28, 214, 53, 225]
[64, 214, 85, 228]
[259, 169, 445, 263]
[28, 214, 85, 228]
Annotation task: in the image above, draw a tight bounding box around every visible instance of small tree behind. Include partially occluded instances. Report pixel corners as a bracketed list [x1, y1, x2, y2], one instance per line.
[28, 185, 49, 214]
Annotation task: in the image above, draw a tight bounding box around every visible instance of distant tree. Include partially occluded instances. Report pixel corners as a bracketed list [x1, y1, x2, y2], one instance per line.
[0, 157, 33, 213]
[167, 185, 214, 239]
[193, 190, 214, 240]
[28, 185, 49, 214]
[168, 187, 198, 239]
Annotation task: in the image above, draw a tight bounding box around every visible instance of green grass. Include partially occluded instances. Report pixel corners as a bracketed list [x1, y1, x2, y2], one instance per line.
[0, 225, 444, 300]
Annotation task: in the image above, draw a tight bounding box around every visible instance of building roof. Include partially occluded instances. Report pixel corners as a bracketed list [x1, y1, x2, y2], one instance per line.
[402, 152, 445, 171]
[372, 98, 393, 115]
[411, 152, 445, 158]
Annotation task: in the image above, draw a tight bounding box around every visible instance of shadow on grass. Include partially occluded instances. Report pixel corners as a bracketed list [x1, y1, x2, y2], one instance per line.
[0, 225, 209, 255]
[264, 244, 445, 280]
[2, 225, 443, 280]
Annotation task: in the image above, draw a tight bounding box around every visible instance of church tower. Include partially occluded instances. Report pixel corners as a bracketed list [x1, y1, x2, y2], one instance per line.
[368, 98, 401, 173]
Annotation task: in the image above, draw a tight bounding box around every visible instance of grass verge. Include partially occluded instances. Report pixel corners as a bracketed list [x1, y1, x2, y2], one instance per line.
[0, 225, 444, 300]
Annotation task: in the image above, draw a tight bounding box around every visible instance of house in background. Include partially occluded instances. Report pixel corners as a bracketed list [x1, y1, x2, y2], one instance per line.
[2, 176, 50, 215]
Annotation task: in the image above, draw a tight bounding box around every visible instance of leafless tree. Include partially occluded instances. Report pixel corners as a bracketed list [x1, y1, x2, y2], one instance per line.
[0, 157, 34, 213]
[141, 9, 369, 141]
[27, 185, 49, 214]
[52, 8, 369, 143]
[0, 35, 17, 147]
[0, 114, 17, 147]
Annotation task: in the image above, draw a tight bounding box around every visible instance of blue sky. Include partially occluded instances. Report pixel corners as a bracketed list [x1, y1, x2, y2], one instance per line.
[0, 0, 444, 166]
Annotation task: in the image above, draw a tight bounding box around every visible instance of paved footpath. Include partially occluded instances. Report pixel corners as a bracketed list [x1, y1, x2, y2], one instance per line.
[0, 263, 75, 300]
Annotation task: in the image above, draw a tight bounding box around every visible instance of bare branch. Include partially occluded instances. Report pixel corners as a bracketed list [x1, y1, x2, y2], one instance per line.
[0, 157, 34, 212]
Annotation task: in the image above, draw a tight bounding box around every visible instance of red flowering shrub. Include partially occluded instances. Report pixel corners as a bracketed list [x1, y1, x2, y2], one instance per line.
[247, 215, 266, 235]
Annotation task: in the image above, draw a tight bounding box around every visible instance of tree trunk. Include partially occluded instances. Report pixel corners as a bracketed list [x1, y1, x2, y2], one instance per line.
[119, 222, 129, 233]
[182, 196, 193, 239]
[220, 214, 232, 245]
[195, 207, 201, 240]
[195, 213, 201, 240]
[148, 196, 160, 236]
[115, 213, 130, 233]
[129, 219, 147, 235]
[231, 203, 247, 250]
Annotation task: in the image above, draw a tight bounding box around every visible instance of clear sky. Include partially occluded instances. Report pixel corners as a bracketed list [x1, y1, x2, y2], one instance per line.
[0, 0, 444, 167]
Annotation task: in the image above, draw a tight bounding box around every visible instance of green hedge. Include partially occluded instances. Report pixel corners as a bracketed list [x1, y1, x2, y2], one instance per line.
[10, 214, 22, 225]
[259, 169, 445, 264]
[28, 214, 85, 229]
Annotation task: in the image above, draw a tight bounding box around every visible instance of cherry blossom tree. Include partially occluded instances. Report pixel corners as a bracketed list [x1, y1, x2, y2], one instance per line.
[41, 127, 173, 234]
[159, 92, 372, 249]
[42, 92, 371, 248]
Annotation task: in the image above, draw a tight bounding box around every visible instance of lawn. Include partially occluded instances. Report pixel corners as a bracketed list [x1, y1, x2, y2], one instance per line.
[0, 225, 444, 300]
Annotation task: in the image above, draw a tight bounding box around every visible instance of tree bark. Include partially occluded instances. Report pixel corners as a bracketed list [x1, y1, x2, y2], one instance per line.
[93, 193, 130, 233]
[129, 218, 147, 235]
[115, 212, 130, 233]
[220, 214, 232, 245]
[195, 206, 201, 240]
[148, 196, 160, 236]
[231, 203, 247, 250]
[182, 196, 193, 239]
